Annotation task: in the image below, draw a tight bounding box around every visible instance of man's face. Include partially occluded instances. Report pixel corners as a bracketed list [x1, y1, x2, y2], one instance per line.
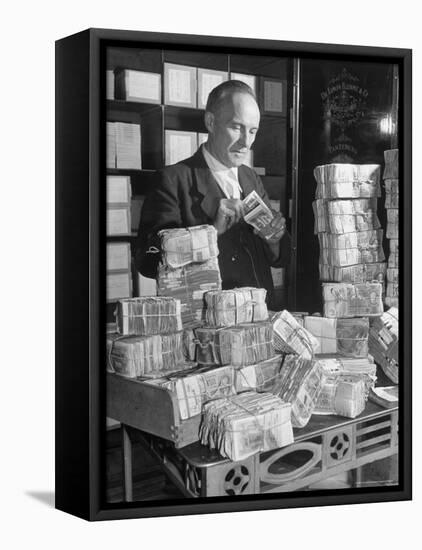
[205, 92, 260, 168]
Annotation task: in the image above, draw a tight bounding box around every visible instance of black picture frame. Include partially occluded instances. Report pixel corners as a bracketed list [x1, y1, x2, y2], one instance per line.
[55, 28, 412, 521]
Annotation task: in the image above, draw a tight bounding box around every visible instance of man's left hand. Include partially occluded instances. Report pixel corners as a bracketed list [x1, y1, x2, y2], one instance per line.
[254, 211, 287, 244]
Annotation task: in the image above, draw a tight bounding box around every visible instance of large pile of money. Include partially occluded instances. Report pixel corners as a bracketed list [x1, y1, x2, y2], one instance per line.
[314, 164, 381, 199]
[368, 307, 399, 384]
[157, 257, 221, 325]
[322, 282, 383, 318]
[116, 296, 182, 335]
[158, 225, 219, 269]
[195, 322, 274, 367]
[199, 392, 294, 461]
[383, 150, 399, 308]
[107, 331, 186, 378]
[204, 287, 268, 327]
[274, 355, 326, 427]
[242, 191, 278, 240]
[304, 316, 369, 357]
[271, 310, 319, 359]
[313, 373, 367, 418]
[158, 365, 236, 420]
[234, 355, 285, 393]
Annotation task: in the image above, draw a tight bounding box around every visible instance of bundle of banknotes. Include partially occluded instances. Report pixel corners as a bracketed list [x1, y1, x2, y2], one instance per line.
[199, 392, 294, 461]
[242, 190, 278, 240]
[322, 282, 383, 318]
[313, 373, 367, 418]
[313, 163, 381, 199]
[385, 179, 399, 209]
[271, 310, 319, 359]
[204, 287, 268, 327]
[318, 230, 385, 267]
[383, 149, 398, 180]
[368, 307, 399, 384]
[388, 239, 399, 268]
[315, 355, 377, 393]
[369, 385, 398, 409]
[157, 257, 222, 325]
[274, 354, 326, 427]
[116, 296, 182, 335]
[182, 323, 202, 362]
[234, 355, 285, 393]
[304, 316, 369, 357]
[106, 331, 186, 378]
[158, 225, 219, 269]
[319, 262, 387, 284]
[386, 209, 399, 240]
[313, 198, 381, 235]
[157, 365, 236, 420]
[195, 322, 274, 367]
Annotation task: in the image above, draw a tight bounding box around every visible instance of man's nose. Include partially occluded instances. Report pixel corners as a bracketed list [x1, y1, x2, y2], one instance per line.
[238, 131, 254, 149]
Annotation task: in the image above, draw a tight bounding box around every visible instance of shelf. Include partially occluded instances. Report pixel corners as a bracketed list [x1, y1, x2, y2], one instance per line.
[107, 99, 161, 115]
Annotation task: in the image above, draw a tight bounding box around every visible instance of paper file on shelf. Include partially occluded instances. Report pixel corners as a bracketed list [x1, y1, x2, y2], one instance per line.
[165, 130, 198, 166]
[164, 63, 197, 107]
[204, 287, 268, 327]
[107, 242, 131, 272]
[230, 72, 257, 94]
[197, 68, 228, 109]
[322, 282, 384, 318]
[115, 69, 161, 103]
[313, 164, 381, 199]
[106, 70, 115, 100]
[106, 175, 131, 205]
[107, 272, 132, 302]
[106, 206, 131, 236]
[115, 122, 142, 170]
[107, 122, 116, 168]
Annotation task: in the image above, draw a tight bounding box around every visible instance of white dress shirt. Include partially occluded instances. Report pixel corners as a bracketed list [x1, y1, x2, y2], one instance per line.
[201, 144, 243, 199]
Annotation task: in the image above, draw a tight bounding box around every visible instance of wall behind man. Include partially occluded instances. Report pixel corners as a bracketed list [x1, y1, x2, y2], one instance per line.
[2, 0, 419, 548]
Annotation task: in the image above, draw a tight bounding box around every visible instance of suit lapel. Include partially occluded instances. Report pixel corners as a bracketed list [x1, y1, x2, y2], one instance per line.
[238, 165, 257, 199]
[190, 149, 225, 221]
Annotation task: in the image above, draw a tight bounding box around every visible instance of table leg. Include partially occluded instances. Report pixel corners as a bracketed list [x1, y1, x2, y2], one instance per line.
[121, 424, 133, 502]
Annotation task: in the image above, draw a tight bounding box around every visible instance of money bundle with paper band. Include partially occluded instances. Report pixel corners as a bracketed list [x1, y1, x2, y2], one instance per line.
[158, 225, 219, 269]
[157, 257, 222, 325]
[274, 355, 325, 428]
[385, 179, 399, 209]
[271, 310, 319, 359]
[315, 355, 376, 393]
[160, 365, 236, 420]
[326, 199, 381, 234]
[383, 149, 398, 180]
[313, 373, 367, 418]
[182, 323, 202, 361]
[204, 287, 268, 327]
[318, 230, 385, 267]
[242, 190, 279, 240]
[386, 209, 398, 239]
[234, 355, 285, 394]
[195, 322, 274, 367]
[116, 296, 182, 335]
[313, 200, 329, 233]
[313, 164, 381, 199]
[388, 239, 399, 268]
[322, 282, 383, 318]
[304, 316, 369, 357]
[368, 307, 399, 383]
[319, 262, 387, 284]
[107, 331, 186, 378]
[199, 392, 293, 461]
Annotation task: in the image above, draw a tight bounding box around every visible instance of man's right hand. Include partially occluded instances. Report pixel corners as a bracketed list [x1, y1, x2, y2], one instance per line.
[214, 198, 245, 235]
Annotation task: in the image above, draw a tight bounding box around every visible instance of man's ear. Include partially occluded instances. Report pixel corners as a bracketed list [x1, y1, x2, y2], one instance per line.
[204, 111, 214, 133]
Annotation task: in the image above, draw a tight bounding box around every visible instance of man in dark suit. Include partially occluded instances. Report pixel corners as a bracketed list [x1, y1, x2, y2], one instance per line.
[135, 80, 291, 302]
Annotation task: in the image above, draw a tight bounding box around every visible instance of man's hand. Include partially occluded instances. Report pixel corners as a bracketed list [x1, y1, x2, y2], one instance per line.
[214, 198, 245, 235]
[254, 210, 287, 244]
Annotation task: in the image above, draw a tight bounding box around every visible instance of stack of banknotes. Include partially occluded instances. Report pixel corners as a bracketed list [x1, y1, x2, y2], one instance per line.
[313, 164, 381, 199]
[319, 262, 386, 284]
[271, 310, 319, 359]
[156, 225, 222, 325]
[383, 149, 399, 308]
[313, 198, 381, 235]
[318, 229, 385, 267]
[242, 191, 279, 240]
[116, 296, 182, 335]
[157, 257, 221, 325]
[313, 373, 367, 418]
[158, 225, 219, 269]
[194, 322, 275, 367]
[275, 354, 326, 428]
[204, 287, 268, 327]
[304, 316, 369, 357]
[199, 392, 294, 461]
[157, 365, 237, 420]
[315, 355, 377, 393]
[322, 282, 384, 318]
[368, 307, 399, 384]
[234, 355, 285, 393]
[106, 331, 187, 378]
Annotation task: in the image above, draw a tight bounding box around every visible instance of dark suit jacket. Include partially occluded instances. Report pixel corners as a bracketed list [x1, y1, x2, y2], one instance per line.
[135, 149, 291, 298]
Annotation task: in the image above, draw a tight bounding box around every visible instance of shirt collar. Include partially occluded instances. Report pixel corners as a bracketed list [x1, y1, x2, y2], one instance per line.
[201, 143, 238, 179]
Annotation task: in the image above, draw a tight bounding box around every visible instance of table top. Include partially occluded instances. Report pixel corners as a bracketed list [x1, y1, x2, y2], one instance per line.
[177, 400, 398, 468]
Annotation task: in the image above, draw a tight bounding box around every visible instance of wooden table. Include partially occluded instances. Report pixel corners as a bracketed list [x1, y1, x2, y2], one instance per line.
[107, 373, 398, 500]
